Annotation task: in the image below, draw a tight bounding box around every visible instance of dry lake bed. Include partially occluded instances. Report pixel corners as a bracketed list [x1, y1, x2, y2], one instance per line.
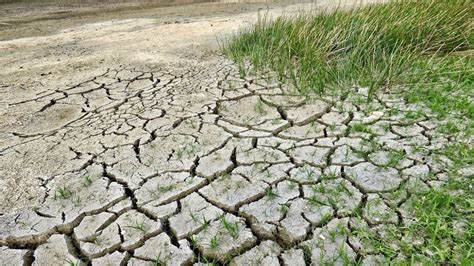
[0, 0, 471, 265]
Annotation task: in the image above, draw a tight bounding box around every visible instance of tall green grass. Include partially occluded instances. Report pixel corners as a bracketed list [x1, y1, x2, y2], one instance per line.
[224, 0, 472, 97]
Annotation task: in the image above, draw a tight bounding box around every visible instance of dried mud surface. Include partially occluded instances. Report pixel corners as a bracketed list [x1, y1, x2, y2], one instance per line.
[1, 0, 467, 265]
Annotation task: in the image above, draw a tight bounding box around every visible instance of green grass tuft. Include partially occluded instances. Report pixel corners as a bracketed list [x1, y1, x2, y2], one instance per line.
[223, 0, 472, 97]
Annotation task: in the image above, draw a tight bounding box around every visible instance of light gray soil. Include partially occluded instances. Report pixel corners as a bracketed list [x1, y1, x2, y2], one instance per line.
[1, 0, 463, 264]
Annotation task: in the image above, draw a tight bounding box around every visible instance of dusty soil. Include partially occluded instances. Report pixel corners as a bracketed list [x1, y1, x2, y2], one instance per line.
[1, 0, 463, 264]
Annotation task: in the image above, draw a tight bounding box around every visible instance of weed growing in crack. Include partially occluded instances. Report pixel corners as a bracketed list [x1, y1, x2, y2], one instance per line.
[307, 195, 324, 207]
[202, 216, 211, 231]
[221, 216, 239, 239]
[312, 184, 326, 194]
[189, 235, 198, 247]
[385, 150, 405, 168]
[186, 176, 196, 185]
[209, 235, 219, 249]
[151, 253, 170, 266]
[185, 143, 199, 157]
[65, 259, 79, 266]
[321, 171, 338, 180]
[271, 118, 281, 125]
[387, 108, 401, 117]
[278, 204, 289, 216]
[55, 186, 73, 200]
[148, 184, 175, 199]
[265, 187, 278, 200]
[300, 245, 313, 265]
[379, 123, 391, 132]
[125, 220, 148, 233]
[343, 146, 351, 161]
[253, 99, 267, 115]
[336, 182, 353, 197]
[72, 196, 82, 207]
[83, 175, 93, 187]
[337, 243, 354, 265]
[350, 123, 373, 135]
[287, 181, 298, 191]
[175, 142, 200, 160]
[189, 211, 199, 223]
[186, 119, 197, 130]
[354, 138, 379, 159]
[320, 213, 333, 225]
[190, 212, 211, 230]
[219, 173, 230, 181]
[302, 166, 317, 181]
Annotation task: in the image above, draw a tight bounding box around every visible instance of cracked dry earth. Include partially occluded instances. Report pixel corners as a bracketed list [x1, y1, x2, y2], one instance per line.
[0, 2, 470, 266]
[1, 57, 466, 265]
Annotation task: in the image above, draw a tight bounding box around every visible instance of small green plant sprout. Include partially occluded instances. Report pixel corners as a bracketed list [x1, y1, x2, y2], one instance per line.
[278, 204, 290, 216]
[219, 173, 230, 180]
[351, 122, 373, 134]
[264, 169, 272, 179]
[186, 119, 196, 129]
[287, 181, 298, 190]
[302, 167, 317, 181]
[221, 216, 239, 238]
[328, 228, 339, 243]
[175, 146, 185, 160]
[65, 259, 79, 266]
[321, 171, 338, 180]
[83, 175, 93, 187]
[189, 211, 198, 223]
[271, 118, 281, 125]
[72, 196, 82, 207]
[185, 142, 199, 157]
[320, 213, 333, 225]
[210, 235, 219, 249]
[338, 243, 353, 265]
[202, 216, 211, 230]
[199, 255, 218, 266]
[265, 187, 278, 200]
[126, 220, 147, 233]
[151, 253, 166, 266]
[385, 150, 405, 168]
[336, 182, 353, 197]
[253, 98, 267, 115]
[312, 183, 326, 194]
[148, 184, 174, 199]
[189, 235, 198, 247]
[55, 186, 73, 200]
[307, 195, 323, 206]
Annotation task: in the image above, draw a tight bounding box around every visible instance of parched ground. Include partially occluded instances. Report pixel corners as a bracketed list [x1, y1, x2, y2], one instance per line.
[0, 0, 470, 265]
